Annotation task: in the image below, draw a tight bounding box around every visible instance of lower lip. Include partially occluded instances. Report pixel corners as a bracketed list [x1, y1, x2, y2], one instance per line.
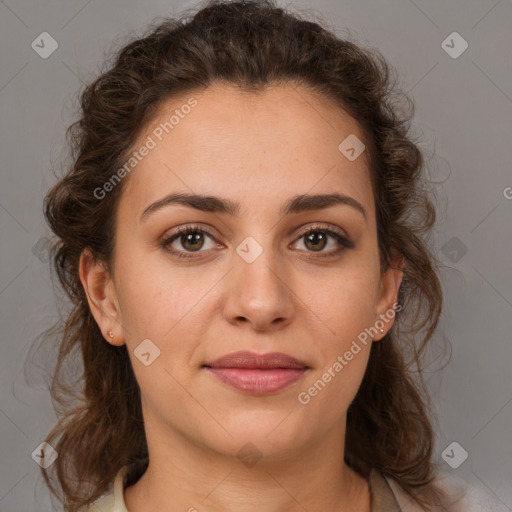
[205, 367, 308, 394]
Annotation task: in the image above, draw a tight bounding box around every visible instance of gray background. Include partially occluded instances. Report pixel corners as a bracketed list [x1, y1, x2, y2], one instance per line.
[1, 0, 511, 510]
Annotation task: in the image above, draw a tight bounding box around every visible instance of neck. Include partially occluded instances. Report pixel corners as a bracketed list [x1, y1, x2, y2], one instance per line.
[124, 419, 370, 512]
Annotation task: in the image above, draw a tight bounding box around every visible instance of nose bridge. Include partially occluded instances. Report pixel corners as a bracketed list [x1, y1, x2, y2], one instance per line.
[224, 232, 295, 329]
[235, 232, 286, 296]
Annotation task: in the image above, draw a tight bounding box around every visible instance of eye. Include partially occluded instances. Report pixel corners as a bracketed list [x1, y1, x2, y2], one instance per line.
[291, 225, 354, 256]
[160, 223, 354, 260]
[160, 225, 219, 259]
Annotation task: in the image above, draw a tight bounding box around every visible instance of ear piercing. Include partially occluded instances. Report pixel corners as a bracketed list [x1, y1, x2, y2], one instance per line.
[379, 328, 384, 333]
[108, 331, 114, 339]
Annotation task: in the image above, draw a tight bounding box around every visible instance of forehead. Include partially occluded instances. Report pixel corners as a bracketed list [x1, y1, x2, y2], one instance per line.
[119, 83, 374, 219]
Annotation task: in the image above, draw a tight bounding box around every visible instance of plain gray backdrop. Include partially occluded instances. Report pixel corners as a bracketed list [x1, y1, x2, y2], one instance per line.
[0, 0, 511, 511]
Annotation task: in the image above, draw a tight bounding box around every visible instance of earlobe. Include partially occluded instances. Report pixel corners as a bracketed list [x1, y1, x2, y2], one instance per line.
[374, 250, 404, 341]
[78, 248, 125, 346]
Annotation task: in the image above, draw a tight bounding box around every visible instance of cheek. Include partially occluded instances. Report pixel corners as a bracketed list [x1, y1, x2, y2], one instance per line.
[303, 259, 379, 412]
[296, 334, 372, 429]
[296, 261, 380, 343]
[297, 285, 374, 420]
[114, 254, 215, 341]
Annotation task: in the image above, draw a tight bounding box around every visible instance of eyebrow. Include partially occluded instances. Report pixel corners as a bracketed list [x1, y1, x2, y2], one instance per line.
[140, 191, 367, 223]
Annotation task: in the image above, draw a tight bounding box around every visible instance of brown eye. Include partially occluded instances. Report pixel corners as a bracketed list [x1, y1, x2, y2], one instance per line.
[292, 226, 354, 256]
[161, 226, 218, 258]
[180, 231, 205, 251]
[304, 231, 328, 252]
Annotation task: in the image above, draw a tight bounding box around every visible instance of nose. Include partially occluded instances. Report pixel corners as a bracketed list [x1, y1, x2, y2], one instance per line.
[221, 241, 295, 332]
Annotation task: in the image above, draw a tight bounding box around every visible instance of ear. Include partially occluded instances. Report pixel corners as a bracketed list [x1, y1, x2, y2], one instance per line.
[373, 249, 404, 341]
[79, 248, 125, 346]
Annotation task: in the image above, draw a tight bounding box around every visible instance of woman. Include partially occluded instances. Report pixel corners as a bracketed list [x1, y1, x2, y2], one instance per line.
[40, 0, 470, 510]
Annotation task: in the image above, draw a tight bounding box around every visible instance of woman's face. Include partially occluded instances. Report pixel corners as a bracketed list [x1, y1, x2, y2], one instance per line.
[81, 83, 402, 462]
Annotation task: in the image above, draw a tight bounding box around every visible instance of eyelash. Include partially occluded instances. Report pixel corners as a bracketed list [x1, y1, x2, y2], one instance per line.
[160, 223, 354, 260]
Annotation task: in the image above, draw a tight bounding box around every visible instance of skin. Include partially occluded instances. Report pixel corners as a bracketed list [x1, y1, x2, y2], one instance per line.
[80, 83, 403, 512]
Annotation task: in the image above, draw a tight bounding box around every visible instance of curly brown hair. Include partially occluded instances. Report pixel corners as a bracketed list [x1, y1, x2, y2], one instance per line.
[36, 0, 450, 510]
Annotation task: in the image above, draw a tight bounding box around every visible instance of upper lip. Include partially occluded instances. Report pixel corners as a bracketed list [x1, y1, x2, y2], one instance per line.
[203, 351, 309, 369]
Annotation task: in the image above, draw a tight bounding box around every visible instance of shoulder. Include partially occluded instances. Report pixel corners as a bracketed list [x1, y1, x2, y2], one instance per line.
[383, 470, 504, 512]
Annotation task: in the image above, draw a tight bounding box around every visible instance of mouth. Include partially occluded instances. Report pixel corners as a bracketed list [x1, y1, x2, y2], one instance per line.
[202, 351, 310, 395]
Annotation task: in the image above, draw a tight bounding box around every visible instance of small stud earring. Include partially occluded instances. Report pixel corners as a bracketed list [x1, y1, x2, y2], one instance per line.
[379, 328, 384, 333]
[108, 331, 114, 339]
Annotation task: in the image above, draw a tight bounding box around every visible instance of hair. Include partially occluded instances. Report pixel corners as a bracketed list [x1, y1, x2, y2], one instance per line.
[36, 0, 452, 510]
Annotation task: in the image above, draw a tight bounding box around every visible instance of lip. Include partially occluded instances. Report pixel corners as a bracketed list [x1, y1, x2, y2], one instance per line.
[204, 351, 309, 370]
[203, 351, 310, 395]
